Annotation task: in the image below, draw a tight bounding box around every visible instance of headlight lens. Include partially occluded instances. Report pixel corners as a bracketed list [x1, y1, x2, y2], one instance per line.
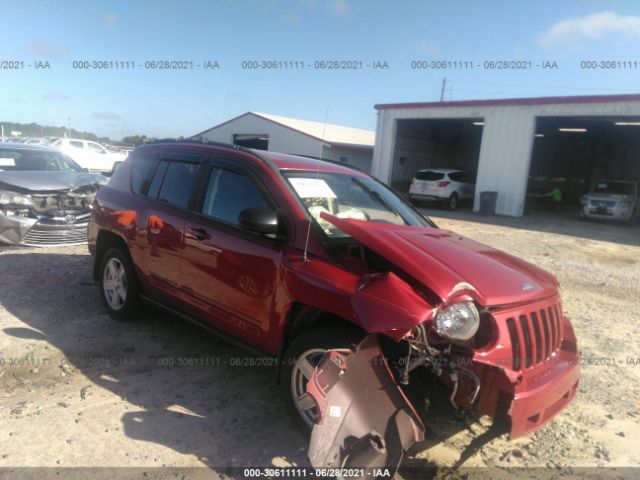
[0, 189, 34, 207]
[435, 301, 480, 341]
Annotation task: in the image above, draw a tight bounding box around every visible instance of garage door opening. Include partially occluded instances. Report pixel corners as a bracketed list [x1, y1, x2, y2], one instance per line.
[390, 118, 483, 209]
[526, 117, 640, 212]
[233, 134, 269, 150]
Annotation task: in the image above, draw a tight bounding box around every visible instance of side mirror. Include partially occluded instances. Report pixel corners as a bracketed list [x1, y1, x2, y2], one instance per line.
[238, 207, 279, 235]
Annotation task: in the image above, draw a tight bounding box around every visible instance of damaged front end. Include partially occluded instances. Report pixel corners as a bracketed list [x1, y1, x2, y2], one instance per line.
[307, 213, 580, 471]
[0, 183, 100, 246]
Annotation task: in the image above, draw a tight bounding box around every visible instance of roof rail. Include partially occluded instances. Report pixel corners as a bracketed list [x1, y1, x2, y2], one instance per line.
[144, 138, 246, 149]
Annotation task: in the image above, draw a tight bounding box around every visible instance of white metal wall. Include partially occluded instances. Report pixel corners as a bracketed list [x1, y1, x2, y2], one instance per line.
[372, 100, 640, 217]
[198, 115, 373, 171]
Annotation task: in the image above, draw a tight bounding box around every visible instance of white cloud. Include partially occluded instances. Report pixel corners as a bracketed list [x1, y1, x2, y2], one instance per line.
[409, 40, 440, 55]
[538, 11, 640, 48]
[102, 13, 118, 27]
[281, 12, 302, 26]
[91, 112, 123, 121]
[327, 0, 351, 16]
[23, 40, 68, 58]
[298, 0, 350, 17]
[43, 91, 70, 101]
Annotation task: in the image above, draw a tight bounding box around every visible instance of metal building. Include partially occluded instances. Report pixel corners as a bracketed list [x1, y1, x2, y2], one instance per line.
[192, 112, 374, 171]
[372, 94, 640, 216]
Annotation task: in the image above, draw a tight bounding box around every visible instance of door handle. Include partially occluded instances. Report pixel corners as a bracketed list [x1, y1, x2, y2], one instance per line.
[187, 227, 211, 241]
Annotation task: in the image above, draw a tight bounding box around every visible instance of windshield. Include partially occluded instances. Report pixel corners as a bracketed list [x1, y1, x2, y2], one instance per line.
[592, 181, 636, 196]
[0, 149, 84, 172]
[284, 171, 431, 238]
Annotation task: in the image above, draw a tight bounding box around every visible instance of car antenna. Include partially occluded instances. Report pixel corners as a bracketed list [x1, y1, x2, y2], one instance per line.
[302, 104, 330, 262]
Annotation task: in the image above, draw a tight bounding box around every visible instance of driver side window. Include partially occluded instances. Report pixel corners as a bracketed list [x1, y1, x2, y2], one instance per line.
[201, 167, 272, 226]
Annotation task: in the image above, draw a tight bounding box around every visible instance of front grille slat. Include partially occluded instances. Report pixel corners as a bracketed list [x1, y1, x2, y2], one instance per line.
[20, 222, 88, 247]
[554, 304, 562, 349]
[506, 318, 521, 371]
[539, 309, 550, 359]
[530, 312, 543, 364]
[548, 306, 556, 352]
[519, 315, 533, 368]
[502, 300, 563, 371]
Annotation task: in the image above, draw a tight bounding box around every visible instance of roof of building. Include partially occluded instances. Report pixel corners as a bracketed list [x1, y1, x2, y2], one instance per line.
[193, 111, 375, 149]
[375, 93, 640, 110]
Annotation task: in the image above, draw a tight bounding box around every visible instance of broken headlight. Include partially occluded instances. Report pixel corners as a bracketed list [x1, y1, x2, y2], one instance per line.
[435, 301, 479, 341]
[0, 189, 34, 207]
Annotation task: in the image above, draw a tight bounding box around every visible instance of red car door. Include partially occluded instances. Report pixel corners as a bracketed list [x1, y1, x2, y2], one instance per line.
[180, 158, 283, 351]
[135, 153, 202, 298]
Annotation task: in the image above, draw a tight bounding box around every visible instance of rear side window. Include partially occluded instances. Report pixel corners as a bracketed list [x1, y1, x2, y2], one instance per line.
[415, 170, 444, 181]
[147, 160, 169, 199]
[201, 168, 271, 226]
[144, 158, 200, 208]
[69, 141, 84, 149]
[131, 154, 158, 194]
[157, 161, 200, 208]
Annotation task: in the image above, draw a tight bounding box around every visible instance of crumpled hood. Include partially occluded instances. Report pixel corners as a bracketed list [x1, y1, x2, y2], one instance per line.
[0, 171, 105, 192]
[321, 213, 558, 307]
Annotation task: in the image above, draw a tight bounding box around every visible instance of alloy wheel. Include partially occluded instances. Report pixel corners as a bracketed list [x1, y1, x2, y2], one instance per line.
[103, 257, 128, 311]
[290, 348, 327, 428]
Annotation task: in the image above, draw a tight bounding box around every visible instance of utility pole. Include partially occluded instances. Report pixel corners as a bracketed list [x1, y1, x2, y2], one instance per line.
[440, 77, 447, 102]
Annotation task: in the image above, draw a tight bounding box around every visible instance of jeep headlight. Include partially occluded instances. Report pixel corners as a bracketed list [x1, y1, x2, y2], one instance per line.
[0, 189, 34, 207]
[435, 301, 480, 341]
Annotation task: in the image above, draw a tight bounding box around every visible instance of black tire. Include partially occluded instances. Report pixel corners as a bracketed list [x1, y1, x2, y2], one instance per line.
[627, 208, 636, 223]
[99, 247, 140, 321]
[280, 326, 363, 433]
[448, 193, 459, 210]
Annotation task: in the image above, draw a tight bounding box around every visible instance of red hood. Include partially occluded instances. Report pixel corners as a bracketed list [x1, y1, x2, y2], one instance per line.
[321, 213, 558, 306]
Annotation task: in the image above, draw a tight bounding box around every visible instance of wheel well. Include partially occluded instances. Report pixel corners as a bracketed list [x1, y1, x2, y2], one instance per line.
[93, 230, 130, 281]
[279, 303, 365, 355]
[274, 303, 366, 383]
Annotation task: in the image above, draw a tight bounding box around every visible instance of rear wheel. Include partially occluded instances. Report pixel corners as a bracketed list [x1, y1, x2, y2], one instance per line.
[280, 327, 362, 432]
[99, 247, 140, 321]
[447, 193, 458, 210]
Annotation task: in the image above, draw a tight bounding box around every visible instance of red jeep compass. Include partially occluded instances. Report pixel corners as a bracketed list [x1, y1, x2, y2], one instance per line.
[88, 141, 579, 470]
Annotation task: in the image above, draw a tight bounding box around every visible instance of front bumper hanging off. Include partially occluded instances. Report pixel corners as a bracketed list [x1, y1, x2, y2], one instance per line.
[307, 332, 579, 471]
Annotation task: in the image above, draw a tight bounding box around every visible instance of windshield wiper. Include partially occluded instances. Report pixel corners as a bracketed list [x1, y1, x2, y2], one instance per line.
[351, 177, 407, 223]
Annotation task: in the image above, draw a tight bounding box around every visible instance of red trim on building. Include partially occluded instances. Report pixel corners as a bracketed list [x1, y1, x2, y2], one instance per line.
[374, 93, 640, 111]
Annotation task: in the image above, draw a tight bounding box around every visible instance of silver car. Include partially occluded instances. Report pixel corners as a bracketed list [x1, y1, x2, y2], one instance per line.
[579, 180, 638, 222]
[0, 143, 106, 246]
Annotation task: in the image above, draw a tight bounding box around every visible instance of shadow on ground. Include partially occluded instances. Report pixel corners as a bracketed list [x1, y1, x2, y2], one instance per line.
[0, 250, 484, 477]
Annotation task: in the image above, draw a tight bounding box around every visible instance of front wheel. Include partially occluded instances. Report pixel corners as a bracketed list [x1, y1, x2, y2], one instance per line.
[447, 193, 458, 210]
[99, 247, 140, 321]
[280, 327, 362, 432]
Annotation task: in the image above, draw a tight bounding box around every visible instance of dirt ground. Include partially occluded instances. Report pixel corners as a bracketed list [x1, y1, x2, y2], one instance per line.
[0, 210, 639, 479]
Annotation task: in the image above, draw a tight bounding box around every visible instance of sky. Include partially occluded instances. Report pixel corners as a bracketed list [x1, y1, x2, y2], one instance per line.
[2, 0, 640, 140]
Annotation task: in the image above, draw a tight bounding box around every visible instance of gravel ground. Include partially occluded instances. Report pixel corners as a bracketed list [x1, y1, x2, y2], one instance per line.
[0, 210, 638, 479]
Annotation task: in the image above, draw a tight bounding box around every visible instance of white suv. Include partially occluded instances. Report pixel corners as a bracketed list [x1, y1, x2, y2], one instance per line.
[579, 180, 638, 222]
[52, 138, 127, 174]
[409, 168, 476, 210]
